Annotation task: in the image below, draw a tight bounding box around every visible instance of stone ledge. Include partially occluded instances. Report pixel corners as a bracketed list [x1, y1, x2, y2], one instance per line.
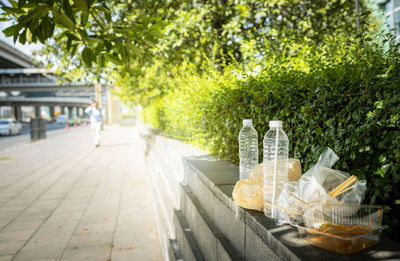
[184, 155, 400, 261]
[141, 123, 400, 261]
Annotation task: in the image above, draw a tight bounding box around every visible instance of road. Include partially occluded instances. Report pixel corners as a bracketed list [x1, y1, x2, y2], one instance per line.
[0, 126, 162, 261]
[0, 122, 83, 152]
[0, 122, 70, 137]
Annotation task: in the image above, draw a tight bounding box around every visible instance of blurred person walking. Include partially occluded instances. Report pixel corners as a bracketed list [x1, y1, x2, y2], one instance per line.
[85, 102, 102, 147]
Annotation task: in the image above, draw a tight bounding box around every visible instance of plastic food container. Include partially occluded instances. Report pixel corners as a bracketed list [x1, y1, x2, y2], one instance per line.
[298, 204, 389, 254]
[297, 224, 382, 254]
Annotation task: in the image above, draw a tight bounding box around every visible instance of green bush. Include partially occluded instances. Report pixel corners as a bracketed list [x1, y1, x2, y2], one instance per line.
[142, 37, 400, 240]
[139, 98, 165, 129]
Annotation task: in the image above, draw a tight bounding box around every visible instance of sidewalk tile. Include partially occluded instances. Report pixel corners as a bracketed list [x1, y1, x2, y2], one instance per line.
[0, 230, 33, 243]
[60, 244, 111, 261]
[0, 255, 13, 261]
[0, 241, 25, 256]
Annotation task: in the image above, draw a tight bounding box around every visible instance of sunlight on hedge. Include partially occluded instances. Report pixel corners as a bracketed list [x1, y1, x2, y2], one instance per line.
[135, 36, 400, 238]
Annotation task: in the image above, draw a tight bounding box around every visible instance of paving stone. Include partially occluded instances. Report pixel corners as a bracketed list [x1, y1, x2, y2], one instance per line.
[0, 211, 20, 228]
[13, 247, 63, 261]
[0, 255, 13, 261]
[111, 246, 161, 261]
[69, 231, 114, 248]
[61, 244, 112, 261]
[0, 241, 25, 256]
[0, 127, 161, 261]
[16, 209, 53, 221]
[0, 230, 33, 243]
[54, 204, 87, 214]
[1, 220, 43, 232]
[77, 220, 116, 234]
[0, 204, 26, 212]
[111, 249, 138, 261]
[45, 212, 82, 225]
[22, 235, 68, 252]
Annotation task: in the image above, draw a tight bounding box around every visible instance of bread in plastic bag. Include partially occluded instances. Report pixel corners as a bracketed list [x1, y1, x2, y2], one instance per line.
[232, 159, 302, 211]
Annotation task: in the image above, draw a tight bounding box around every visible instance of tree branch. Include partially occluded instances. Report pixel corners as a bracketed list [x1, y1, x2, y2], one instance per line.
[90, 10, 107, 32]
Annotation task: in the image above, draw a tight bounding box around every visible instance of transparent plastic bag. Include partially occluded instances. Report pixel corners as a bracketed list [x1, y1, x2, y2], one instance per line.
[276, 148, 366, 226]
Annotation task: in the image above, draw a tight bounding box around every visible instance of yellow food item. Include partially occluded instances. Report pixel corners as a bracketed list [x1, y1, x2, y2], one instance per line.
[305, 223, 375, 254]
[232, 159, 301, 211]
[308, 223, 371, 237]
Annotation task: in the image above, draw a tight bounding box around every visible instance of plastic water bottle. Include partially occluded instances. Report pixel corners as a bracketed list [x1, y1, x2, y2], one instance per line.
[263, 120, 289, 219]
[238, 119, 258, 180]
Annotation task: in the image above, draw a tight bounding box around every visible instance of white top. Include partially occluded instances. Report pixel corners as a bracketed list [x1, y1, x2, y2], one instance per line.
[243, 119, 253, 126]
[85, 106, 102, 123]
[269, 120, 282, 128]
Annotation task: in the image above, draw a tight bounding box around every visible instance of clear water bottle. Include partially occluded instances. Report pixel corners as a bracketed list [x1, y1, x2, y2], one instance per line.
[263, 120, 289, 219]
[238, 119, 258, 180]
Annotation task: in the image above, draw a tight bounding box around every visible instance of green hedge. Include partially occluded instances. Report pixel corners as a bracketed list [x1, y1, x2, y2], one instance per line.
[141, 38, 400, 239]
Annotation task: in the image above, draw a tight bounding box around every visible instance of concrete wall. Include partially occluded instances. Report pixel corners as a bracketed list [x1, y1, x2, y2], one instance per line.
[140, 123, 400, 261]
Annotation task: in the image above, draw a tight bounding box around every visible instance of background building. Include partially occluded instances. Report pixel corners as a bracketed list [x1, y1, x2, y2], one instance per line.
[379, 0, 400, 39]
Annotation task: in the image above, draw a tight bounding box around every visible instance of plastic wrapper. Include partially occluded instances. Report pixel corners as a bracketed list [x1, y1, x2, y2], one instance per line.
[276, 148, 366, 226]
[298, 204, 388, 254]
[232, 159, 301, 211]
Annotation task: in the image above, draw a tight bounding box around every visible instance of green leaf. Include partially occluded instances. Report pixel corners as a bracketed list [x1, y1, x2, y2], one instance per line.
[97, 54, 105, 67]
[36, 24, 45, 43]
[26, 28, 33, 43]
[374, 178, 388, 186]
[95, 43, 104, 54]
[86, 36, 103, 43]
[126, 42, 140, 56]
[82, 47, 95, 67]
[41, 18, 50, 38]
[73, 0, 88, 13]
[18, 0, 26, 8]
[143, 38, 156, 48]
[19, 29, 26, 44]
[77, 29, 88, 38]
[149, 31, 164, 37]
[26, 6, 49, 22]
[104, 40, 112, 51]
[70, 44, 78, 56]
[52, 11, 75, 29]
[13, 31, 18, 43]
[3, 25, 16, 37]
[2, 7, 25, 14]
[41, 18, 55, 38]
[62, 0, 76, 24]
[80, 12, 89, 26]
[105, 53, 122, 65]
[67, 33, 80, 41]
[66, 37, 72, 50]
[119, 45, 129, 63]
[48, 21, 55, 37]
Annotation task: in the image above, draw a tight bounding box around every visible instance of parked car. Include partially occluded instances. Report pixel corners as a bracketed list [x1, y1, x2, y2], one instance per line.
[0, 119, 23, 135]
[56, 114, 68, 124]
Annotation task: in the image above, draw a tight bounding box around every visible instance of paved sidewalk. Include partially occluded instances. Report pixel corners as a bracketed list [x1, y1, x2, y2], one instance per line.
[0, 126, 162, 261]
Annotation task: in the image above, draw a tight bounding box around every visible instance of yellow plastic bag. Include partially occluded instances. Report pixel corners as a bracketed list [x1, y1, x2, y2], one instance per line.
[232, 159, 302, 211]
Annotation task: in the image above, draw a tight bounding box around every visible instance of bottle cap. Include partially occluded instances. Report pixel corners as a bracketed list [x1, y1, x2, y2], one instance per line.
[269, 120, 282, 128]
[243, 119, 252, 125]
